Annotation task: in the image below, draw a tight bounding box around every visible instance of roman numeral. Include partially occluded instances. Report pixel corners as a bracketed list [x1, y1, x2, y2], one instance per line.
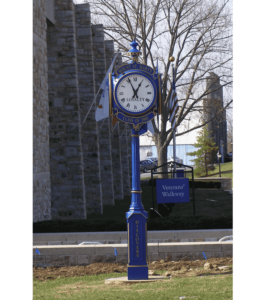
[145, 85, 149, 88]
[145, 98, 150, 102]
[134, 105, 137, 109]
[147, 92, 151, 94]
[126, 103, 130, 108]
[121, 85, 125, 88]
[142, 104, 144, 107]
[119, 92, 124, 95]
[133, 77, 137, 81]
[121, 98, 125, 103]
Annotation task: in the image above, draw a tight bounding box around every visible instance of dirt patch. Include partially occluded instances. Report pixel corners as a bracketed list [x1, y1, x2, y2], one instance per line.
[33, 257, 232, 281]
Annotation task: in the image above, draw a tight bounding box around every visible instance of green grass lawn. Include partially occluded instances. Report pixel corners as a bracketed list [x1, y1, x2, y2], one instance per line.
[33, 272, 232, 300]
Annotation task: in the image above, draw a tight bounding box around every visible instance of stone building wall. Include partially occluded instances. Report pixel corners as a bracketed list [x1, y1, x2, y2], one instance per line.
[91, 24, 115, 206]
[33, 0, 132, 221]
[33, 0, 52, 222]
[203, 72, 227, 162]
[119, 123, 131, 196]
[74, 3, 103, 214]
[46, 0, 86, 220]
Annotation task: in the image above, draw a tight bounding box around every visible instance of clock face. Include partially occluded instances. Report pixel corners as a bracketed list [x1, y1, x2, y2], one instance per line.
[115, 73, 155, 114]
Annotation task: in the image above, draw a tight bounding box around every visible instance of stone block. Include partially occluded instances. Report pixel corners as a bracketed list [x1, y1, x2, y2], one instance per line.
[221, 242, 233, 252]
[53, 97, 64, 107]
[33, 241, 48, 246]
[32, 245, 95, 256]
[77, 255, 89, 265]
[158, 242, 222, 253]
[147, 231, 175, 240]
[117, 255, 127, 263]
[92, 255, 105, 263]
[167, 253, 186, 261]
[35, 263, 54, 268]
[62, 241, 78, 245]
[34, 255, 45, 262]
[45, 256, 52, 263]
[52, 255, 64, 262]
[224, 251, 233, 257]
[210, 252, 223, 258]
[47, 241, 62, 245]
[105, 255, 116, 262]
[65, 147, 77, 157]
[180, 238, 192, 243]
[192, 252, 205, 260]
[147, 253, 159, 262]
[76, 28, 90, 36]
[147, 243, 159, 253]
[95, 244, 127, 255]
[64, 255, 77, 266]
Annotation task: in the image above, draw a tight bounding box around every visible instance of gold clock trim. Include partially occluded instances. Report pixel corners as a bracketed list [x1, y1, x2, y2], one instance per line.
[113, 72, 157, 116]
[114, 62, 157, 79]
[131, 190, 142, 194]
[127, 265, 148, 268]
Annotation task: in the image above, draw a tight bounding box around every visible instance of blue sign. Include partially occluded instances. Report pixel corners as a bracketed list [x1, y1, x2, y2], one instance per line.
[156, 178, 190, 203]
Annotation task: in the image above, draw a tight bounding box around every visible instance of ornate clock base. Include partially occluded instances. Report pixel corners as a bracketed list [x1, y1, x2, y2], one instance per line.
[128, 265, 148, 280]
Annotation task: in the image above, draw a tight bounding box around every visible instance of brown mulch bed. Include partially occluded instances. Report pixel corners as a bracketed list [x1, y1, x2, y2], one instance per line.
[33, 257, 232, 281]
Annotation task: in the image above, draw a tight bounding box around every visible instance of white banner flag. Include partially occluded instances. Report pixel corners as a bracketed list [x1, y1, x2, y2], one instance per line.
[95, 52, 119, 122]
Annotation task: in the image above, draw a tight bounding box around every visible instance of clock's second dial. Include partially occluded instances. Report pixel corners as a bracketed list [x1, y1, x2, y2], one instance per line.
[116, 74, 155, 113]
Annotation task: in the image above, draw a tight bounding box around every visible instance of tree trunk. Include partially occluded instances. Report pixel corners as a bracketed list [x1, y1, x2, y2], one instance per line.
[156, 132, 168, 179]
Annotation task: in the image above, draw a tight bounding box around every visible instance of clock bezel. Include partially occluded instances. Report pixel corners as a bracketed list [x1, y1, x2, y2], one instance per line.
[113, 71, 157, 116]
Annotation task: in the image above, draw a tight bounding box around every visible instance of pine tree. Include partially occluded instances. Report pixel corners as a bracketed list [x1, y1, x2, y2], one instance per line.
[187, 125, 218, 177]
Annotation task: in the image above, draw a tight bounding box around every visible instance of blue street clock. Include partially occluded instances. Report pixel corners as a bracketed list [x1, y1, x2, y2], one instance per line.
[109, 40, 161, 131]
[109, 40, 161, 280]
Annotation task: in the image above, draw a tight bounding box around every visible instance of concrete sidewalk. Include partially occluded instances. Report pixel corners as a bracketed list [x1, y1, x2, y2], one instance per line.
[33, 229, 233, 246]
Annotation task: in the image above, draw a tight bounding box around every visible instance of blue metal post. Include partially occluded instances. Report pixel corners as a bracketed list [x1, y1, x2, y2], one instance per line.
[126, 127, 148, 280]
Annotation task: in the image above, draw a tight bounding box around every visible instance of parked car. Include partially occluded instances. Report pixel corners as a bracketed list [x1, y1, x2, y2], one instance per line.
[167, 156, 183, 164]
[140, 159, 157, 173]
[225, 152, 233, 162]
[147, 157, 158, 164]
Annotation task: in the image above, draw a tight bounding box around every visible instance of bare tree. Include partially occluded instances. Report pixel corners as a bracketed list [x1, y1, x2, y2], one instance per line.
[90, 0, 233, 173]
[226, 108, 233, 152]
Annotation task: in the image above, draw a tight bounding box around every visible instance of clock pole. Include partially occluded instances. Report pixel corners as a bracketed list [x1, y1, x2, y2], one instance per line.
[126, 127, 148, 280]
[125, 40, 148, 280]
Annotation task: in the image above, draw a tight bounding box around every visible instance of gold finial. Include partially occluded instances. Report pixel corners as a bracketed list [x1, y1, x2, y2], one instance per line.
[169, 56, 175, 62]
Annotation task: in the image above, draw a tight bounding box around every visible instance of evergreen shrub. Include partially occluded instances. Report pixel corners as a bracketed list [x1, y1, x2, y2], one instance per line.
[33, 216, 232, 233]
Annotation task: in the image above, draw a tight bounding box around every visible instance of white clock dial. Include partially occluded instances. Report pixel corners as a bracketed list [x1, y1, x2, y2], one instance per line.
[116, 74, 155, 113]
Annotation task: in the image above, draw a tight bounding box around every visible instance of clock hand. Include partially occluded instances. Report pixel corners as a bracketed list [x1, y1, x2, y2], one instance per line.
[134, 80, 144, 98]
[127, 78, 138, 99]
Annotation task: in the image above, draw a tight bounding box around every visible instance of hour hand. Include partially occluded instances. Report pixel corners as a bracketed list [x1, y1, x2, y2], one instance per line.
[133, 80, 143, 98]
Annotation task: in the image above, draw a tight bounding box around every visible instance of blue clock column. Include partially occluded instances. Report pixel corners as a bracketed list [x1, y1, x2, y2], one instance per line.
[126, 127, 148, 280]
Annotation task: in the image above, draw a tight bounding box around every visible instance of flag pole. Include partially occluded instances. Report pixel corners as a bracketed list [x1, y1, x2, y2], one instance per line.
[172, 65, 177, 178]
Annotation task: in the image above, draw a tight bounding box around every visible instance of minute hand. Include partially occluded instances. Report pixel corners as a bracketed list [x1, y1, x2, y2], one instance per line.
[127, 78, 138, 99]
[133, 80, 144, 98]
